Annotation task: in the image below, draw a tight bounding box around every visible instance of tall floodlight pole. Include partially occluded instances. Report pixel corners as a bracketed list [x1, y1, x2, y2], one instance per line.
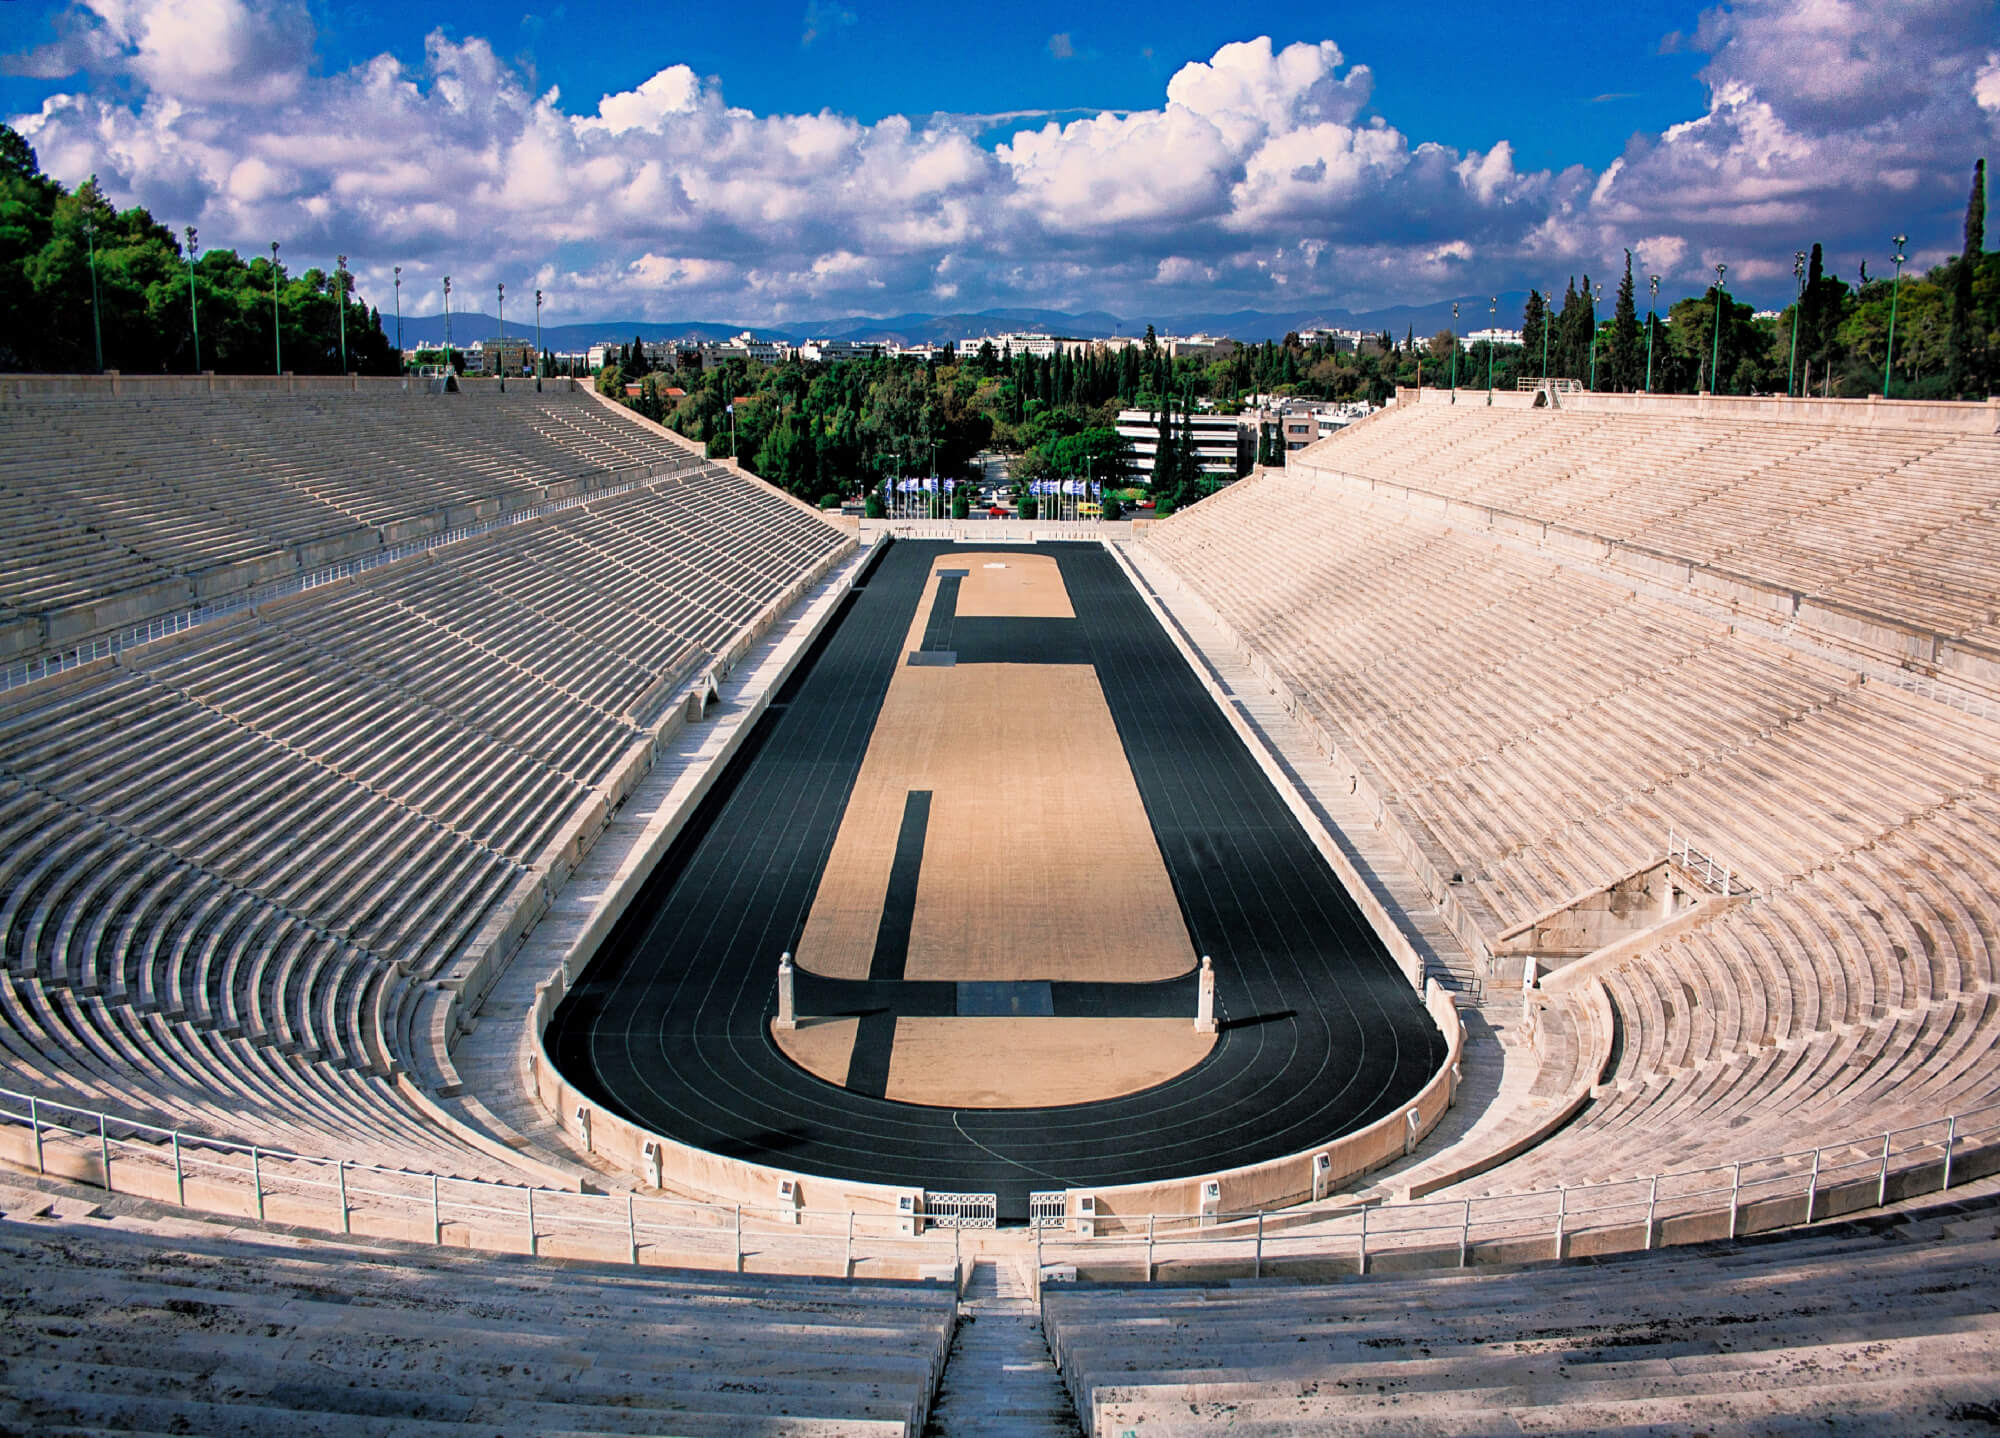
[393, 265, 403, 358]
[83, 216, 104, 372]
[1587, 282, 1603, 390]
[1883, 235, 1908, 398]
[1450, 301, 1459, 402]
[1708, 263, 1728, 393]
[184, 226, 201, 372]
[1645, 275, 1660, 393]
[534, 288, 543, 392]
[1787, 250, 1807, 397]
[1541, 287, 1553, 380]
[442, 275, 452, 375]
[335, 254, 348, 374]
[270, 241, 282, 375]
[1486, 296, 1497, 405]
[496, 282, 506, 391]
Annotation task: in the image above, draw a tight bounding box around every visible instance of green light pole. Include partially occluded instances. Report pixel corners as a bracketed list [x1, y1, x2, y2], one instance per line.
[83, 215, 104, 373]
[1486, 296, 1497, 405]
[1450, 301, 1459, 403]
[1645, 275, 1659, 393]
[1541, 287, 1553, 380]
[496, 281, 506, 391]
[534, 288, 543, 392]
[1707, 263, 1727, 393]
[1587, 282, 1603, 390]
[1882, 234, 1908, 398]
[1786, 250, 1806, 397]
[269, 241, 282, 374]
[393, 266, 403, 363]
[442, 275, 452, 375]
[184, 225, 201, 372]
[335, 253, 348, 374]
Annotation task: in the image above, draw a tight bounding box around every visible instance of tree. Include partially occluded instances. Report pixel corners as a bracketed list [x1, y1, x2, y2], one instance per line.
[1948, 158, 1988, 398]
[1609, 252, 1641, 392]
[626, 333, 650, 378]
[1520, 290, 1548, 379]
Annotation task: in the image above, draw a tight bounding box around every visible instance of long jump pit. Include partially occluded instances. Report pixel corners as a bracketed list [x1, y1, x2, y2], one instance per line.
[775, 551, 1214, 1108]
[543, 539, 1446, 1220]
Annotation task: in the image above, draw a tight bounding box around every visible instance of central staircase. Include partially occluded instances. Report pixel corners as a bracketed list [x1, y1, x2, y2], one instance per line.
[926, 1257, 1081, 1437]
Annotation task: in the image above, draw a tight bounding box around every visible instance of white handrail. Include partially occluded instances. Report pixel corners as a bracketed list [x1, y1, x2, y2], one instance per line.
[1, 1084, 1993, 1281]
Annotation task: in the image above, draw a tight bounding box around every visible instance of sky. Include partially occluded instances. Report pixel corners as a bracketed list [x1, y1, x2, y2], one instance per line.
[2, 0, 1996, 326]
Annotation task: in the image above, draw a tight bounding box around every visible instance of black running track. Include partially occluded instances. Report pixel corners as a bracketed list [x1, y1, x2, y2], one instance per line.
[546, 541, 1444, 1220]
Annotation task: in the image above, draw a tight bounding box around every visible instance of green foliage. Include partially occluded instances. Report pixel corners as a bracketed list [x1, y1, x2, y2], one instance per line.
[0, 126, 398, 375]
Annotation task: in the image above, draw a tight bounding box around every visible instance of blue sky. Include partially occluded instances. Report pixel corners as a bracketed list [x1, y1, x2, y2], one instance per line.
[3, 0, 1995, 324]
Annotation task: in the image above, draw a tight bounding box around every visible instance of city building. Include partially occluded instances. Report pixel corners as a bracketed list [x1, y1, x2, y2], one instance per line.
[1115, 406, 1252, 483]
[1465, 328, 1524, 347]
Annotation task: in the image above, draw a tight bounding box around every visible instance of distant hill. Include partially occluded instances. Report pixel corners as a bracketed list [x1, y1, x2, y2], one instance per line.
[389, 298, 1539, 352]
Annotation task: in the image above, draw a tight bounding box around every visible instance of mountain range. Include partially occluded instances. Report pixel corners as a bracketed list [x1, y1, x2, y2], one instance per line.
[387, 297, 1540, 352]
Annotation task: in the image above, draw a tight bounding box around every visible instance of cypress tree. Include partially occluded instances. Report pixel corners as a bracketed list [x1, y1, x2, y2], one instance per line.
[1948, 158, 1987, 398]
[1521, 289, 1547, 377]
[1610, 252, 1641, 391]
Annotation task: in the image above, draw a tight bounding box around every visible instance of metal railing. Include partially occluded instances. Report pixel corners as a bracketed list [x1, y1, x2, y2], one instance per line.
[1881, 669, 2000, 724]
[1029, 1191, 1069, 1230]
[0, 1088, 948, 1275]
[1037, 1098, 2000, 1281]
[5, 1084, 1994, 1287]
[1667, 826, 1737, 897]
[2, 454, 711, 694]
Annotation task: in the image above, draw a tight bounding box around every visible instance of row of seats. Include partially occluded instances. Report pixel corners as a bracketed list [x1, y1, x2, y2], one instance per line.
[1145, 416, 2000, 1191]
[0, 393, 851, 1180]
[0, 387, 687, 651]
[1308, 403, 2000, 642]
[0, 1196, 957, 1436]
[1043, 1199, 2000, 1436]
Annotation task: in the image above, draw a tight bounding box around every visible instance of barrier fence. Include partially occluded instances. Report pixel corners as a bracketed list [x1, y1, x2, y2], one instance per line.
[1037, 1098, 2000, 1282]
[5, 1084, 1996, 1287]
[0, 1088, 947, 1277]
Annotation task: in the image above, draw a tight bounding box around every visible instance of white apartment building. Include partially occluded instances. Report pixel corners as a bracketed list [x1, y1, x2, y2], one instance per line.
[798, 338, 882, 362]
[1115, 407, 1251, 482]
[1465, 328, 1524, 346]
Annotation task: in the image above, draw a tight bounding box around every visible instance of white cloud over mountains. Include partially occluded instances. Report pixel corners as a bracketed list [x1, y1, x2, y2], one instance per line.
[6, 1, 1997, 320]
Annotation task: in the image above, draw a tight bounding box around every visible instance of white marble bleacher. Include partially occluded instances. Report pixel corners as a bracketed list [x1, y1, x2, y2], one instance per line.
[0, 388, 700, 662]
[1043, 1199, 2000, 1437]
[0, 1192, 957, 1437]
[1303, 403, 2000, 646]
[1145, 411, 2000, 1196]
[0, 394, 852, 1190]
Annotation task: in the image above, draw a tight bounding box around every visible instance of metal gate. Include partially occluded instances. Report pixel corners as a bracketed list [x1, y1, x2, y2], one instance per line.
[925, 1191, 997, 1229]
[1029, 1191, 1068, 1230]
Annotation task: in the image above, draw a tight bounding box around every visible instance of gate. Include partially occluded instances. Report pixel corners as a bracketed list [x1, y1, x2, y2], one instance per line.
[925, 1191, 997, 1229]
[1029, 1191, 1068, 1230]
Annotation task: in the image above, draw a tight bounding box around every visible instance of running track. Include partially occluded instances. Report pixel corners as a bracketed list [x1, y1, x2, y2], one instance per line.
[546, 540, 1445, 1220]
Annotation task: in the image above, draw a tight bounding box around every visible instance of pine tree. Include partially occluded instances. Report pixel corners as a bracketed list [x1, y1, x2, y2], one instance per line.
[1948, 158, 1987, 398]
[1610, 252, 1641, 391]
[627, 332, 649, 378]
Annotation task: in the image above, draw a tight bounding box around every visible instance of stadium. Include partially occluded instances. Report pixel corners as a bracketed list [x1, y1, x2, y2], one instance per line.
[0, 361, 1995, 1433]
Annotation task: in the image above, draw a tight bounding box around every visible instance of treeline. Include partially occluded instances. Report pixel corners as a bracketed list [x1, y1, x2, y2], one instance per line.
[1475, 163, 1995, 400]
[0, 125, 398, 375]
